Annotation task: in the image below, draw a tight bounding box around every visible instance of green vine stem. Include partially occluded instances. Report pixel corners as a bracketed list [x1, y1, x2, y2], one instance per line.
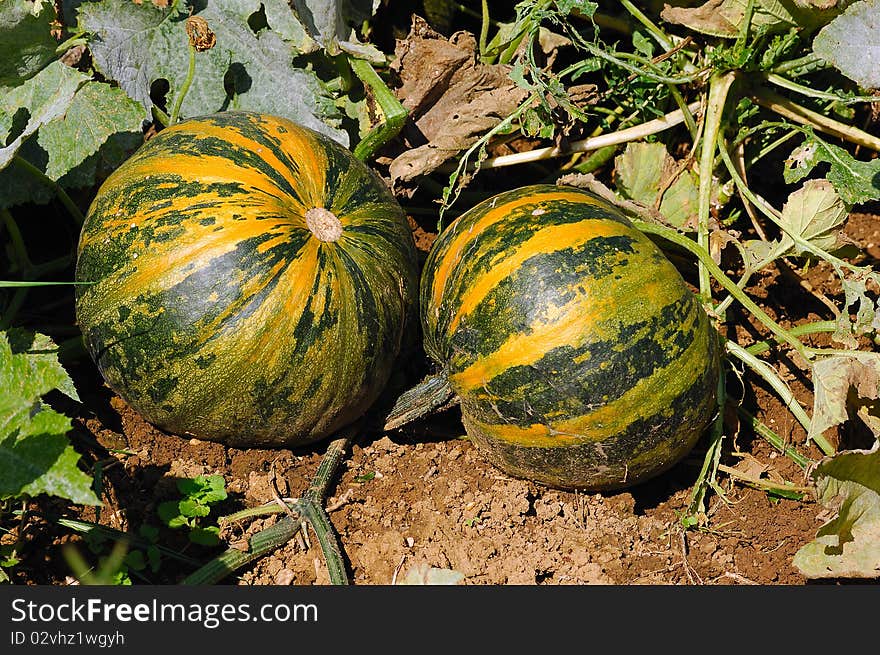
[735, 407, 812, 469]
[745, 321, 838, 357]
[349, 57, 408, 161]
[1, 208, 33, 272]
[632, 218, 810, 363]
[471, 101, 701, 170]
[170, 43, 196, 125]
[478, 0, 490, 62]
[763, 73, 880, 105]
[726, 340, 834, 456]
[11, 156, 85, 224]
[717, 142, 870, 277]
[620, 0, 673, 51]
[685, 370, 727, 524]
[181, 429, 356, 586]
[696, 71, 735, 303]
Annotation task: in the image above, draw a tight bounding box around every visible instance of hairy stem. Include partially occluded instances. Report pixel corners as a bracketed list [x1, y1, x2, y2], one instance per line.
[181, 430, 356, 585]
[697, 71, 736, 302]
[633, 219, 810, 362]
[736, 407, 812, 469]
[170, 43, 196, 125]
[726, 341, 834, 455]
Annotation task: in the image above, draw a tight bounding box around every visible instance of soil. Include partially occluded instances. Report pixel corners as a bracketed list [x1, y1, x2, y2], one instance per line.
[7, 209, 879, 588]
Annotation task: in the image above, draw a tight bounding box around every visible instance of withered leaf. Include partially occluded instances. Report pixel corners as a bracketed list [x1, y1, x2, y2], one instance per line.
[388, 16, 529, 192]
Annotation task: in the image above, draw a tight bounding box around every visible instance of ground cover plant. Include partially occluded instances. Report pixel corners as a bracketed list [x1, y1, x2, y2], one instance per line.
[2, 0, 880, 585]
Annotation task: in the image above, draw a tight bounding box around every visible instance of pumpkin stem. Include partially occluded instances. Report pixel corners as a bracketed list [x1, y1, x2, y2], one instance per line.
[383, 374, 457, 431]
[305, 207, 343, 242]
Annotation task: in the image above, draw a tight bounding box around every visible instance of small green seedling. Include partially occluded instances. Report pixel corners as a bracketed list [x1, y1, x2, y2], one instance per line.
[158, 475, 227, 547]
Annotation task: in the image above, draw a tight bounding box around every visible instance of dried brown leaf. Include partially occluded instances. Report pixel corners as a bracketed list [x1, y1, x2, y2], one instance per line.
[388, 15, 529, 192]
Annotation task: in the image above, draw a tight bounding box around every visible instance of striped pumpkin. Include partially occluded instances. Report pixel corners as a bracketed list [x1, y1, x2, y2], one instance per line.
[75, 111, 419, 448]
[418, 184, 720, 490]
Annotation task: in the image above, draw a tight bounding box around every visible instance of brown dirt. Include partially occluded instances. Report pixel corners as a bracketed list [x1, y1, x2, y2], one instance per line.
[8, 211, 878, 588]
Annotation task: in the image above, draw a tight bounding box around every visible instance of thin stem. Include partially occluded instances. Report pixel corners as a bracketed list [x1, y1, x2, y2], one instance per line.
[619, 0, 673, 51]
[11, 157, 85, 224]
[735, 406, 812, 469]
[470, 101, 701, 170]
[686, 370, 726, 523]
[1, 209, 33, 271]
[582, 44, 704, 84]
[170, 43, 196, 125]
[745, 321, 838, 356]
[718, 142, 866, 273]
[696, 72, 736, 303]
[726, 340, 834, 455]
[764, 73, 880, 105]
[478, 0, 490, 61]
[634, 219, 811, 362]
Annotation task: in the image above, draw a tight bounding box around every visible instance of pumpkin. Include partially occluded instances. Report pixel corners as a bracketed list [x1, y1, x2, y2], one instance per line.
[399, 184, 720, 490]
[75, 111, 419, 448]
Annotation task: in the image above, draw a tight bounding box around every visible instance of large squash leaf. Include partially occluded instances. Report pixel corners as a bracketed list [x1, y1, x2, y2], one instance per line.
[0, 65, 144, 207]
[793, 446, 880, 578]
[0, 331, 99, 506]
[0, 0, 58, 86]
[290, 0, 384, 61]
[77, 0, 347, 144]
[0, 60, 89, 170]
[813, 0, 880, 90]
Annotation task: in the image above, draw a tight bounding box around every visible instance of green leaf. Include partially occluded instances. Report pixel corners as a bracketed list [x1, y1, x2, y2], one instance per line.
[36, 81, 144, 181]
[0, 60, 89, 170]
[0, 129, 141, 209]
[778, 179, 848, 255]
[176, 474, 226, 503]
[177, 498, 210, 518]
[613, 142, 698, 228]
[138, 524, 160, 542]
[290, 0, 384, 61]
[813, 0, 880, 90]
[783, 131, 880, 205]
[124, 549, 146, 572]
[188, 526, 221, 546]
[78, 0, 346, 144]
[554, 1, 598, 17]
[227, 0, 316, 51]
[0, 0, 58, 86]
[157, 500, 184, 526]
[5, 330, 78, 402]
[0, 331, 98, 505]
[793, 446, 880, 579]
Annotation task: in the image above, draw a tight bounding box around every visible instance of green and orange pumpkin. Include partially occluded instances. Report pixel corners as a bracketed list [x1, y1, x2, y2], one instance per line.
[75, 111, 419, 448]
[388, 184, 720, 490]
